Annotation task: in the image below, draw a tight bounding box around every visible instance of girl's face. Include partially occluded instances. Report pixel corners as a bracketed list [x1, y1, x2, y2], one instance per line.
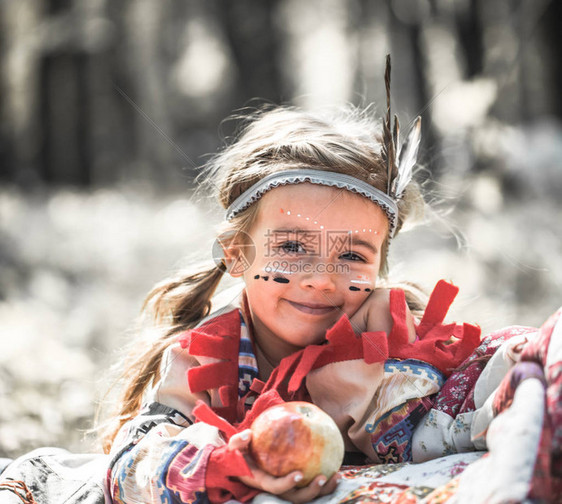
[236, 183, 389, 365]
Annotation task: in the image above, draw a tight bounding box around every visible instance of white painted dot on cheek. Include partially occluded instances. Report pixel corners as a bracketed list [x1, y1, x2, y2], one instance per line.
[287, 211, 291, 215]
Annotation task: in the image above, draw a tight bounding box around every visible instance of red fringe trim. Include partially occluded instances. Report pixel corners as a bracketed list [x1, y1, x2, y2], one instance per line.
[206, 446, 259, 503]
[386, 282, 481, 375]
[179, 309, 242, 422]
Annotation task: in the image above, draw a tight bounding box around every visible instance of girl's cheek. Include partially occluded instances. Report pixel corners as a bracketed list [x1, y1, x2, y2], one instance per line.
[344, 270, 375, 293]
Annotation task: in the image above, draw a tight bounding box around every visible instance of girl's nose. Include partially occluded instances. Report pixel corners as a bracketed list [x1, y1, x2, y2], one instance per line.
[300, 271, 337, 292]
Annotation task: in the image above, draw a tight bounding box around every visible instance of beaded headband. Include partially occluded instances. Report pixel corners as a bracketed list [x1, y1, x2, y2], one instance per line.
[226, 169, 400, 236]
[225, 55, 422, 239]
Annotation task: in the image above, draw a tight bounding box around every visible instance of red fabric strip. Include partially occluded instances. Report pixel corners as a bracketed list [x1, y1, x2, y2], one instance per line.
[287, 345, 325, 394]
[237, 390, 285, 431]
[388, 289, 411, 347]
[192, 401, 237, 439]
[418, 280, 459, 334]
[188, 362, 237, 393]
[189, 332, 233, 360]
[206, 445, 258, 503]
[362, 331, 389, 364]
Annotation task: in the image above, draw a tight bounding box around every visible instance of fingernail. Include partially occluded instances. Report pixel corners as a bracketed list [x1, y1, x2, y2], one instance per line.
[294, 474, 303, 483]
[318, 478, 326, 487]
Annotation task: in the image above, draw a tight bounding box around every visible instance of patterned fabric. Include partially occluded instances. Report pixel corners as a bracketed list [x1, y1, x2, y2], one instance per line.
[109, 406, 213, 504]
[432, 325, 537, 418]
[238, 317, 259, 398]
[251, 452, 485, 504]
[412, 324, 540, 463]
[367, 360, 444, 463]
[370, 397, 435, 464]
[521, 307, 562, 498]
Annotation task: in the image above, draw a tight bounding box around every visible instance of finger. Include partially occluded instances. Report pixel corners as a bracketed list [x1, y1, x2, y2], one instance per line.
[264, 470, 304, 495]
[227, 429, 252, 451]
[281, 474, 337, 504]
[238, 468, 304, 495]
[317, 473, 340, 496]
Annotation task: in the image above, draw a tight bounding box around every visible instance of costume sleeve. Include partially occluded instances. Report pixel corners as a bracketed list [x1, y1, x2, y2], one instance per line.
[107, 341, 258, 504]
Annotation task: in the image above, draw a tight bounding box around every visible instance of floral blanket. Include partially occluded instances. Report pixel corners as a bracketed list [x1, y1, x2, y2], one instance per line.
[251, 306, 562, 504]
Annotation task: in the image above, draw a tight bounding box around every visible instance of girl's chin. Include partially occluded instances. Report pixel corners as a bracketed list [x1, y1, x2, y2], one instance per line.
[278, 328, 331, 349]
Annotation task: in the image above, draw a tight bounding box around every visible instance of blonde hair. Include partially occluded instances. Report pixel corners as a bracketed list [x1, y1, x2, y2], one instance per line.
[100, 105, 426, 452]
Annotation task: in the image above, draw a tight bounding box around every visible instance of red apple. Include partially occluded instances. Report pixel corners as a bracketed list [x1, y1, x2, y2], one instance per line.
[249, 401, 345, 487]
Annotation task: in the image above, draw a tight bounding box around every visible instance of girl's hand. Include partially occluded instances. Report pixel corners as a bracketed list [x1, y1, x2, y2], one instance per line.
[228, 429, 340, 504]
[351, 288, 417, 343]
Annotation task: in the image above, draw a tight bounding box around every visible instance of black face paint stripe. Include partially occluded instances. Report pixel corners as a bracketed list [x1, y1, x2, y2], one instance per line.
[273, 276, 290, 284]
[365, 288, 372, 292]
[254, 275, 260, 280]
[349, 286, 361, 291]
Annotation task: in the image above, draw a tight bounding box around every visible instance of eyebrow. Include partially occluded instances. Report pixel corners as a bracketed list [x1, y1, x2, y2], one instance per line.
[349, 237, 379, 255]
[270, 227, 313, 234]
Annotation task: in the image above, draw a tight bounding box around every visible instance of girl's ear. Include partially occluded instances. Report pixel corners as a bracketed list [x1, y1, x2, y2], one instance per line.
[222, 242, 245, 278]
[213, 229, 256, 278]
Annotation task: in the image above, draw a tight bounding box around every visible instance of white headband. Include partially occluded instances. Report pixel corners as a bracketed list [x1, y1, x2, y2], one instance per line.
[225, 169, 400, 237]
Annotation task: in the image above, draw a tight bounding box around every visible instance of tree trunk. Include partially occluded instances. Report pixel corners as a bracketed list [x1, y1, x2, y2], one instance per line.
[215, 0, 284, 105]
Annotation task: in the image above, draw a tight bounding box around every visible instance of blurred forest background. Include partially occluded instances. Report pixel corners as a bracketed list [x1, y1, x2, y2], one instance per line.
[1, 0, 561, 458]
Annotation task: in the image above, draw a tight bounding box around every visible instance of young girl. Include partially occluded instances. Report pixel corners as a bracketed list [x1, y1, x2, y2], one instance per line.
[97, 61, 493, 504]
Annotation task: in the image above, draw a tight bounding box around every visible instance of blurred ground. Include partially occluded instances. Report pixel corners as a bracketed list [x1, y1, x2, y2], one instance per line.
[1, 164, 561, 459]
[0, 183, 222, 456]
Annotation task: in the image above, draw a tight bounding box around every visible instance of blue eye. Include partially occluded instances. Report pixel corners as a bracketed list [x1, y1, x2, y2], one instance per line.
[280, 241, 306, 254]
[340, 252, 365, 262]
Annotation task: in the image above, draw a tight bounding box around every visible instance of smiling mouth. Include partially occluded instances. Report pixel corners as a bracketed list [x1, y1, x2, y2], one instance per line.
[286, 300, 339, 315]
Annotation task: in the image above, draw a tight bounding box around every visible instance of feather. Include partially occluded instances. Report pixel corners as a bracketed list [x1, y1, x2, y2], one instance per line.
[393, 116, 422, 198]
[393, 114, 400, 162]
[382, 55, 397, 195]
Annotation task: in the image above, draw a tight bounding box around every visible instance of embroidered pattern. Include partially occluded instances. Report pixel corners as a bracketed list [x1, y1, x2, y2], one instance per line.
[364, 360, 444, 463]
[370, 399, 434, 463]
[166, 443, 211, 504]
[238, 317, 259, 398]
[384, 359, 445, 387]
